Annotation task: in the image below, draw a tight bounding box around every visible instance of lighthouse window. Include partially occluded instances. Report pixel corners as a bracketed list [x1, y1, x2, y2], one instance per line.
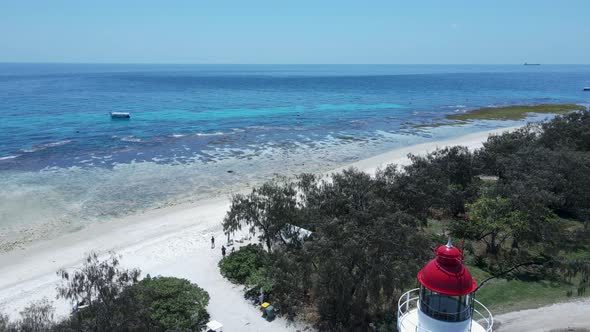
[419, 286, 473, 322]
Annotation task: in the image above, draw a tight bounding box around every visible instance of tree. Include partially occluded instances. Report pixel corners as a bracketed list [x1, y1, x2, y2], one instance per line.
[0, 299, 57, 332]
[476, 116, 590, 222]
[218, 169, 433, 330]
[475, 124, 541, 179]
[264, 250, 311, 321]
[56, 252, 140, 331]
[0, 312, 17, 332]
[298, 169, 431, 329]
[463, 195, 528, 255]
[380, 146, 479, 221]
[124, 276, 210, 331]
[17, 299, 55, 332]
[311, 212, 431, 330]
[223, 178, 298, 251]
[460, 112, 590, 294]
[56, 253, 211, 331]
[539, 110, 590, 151]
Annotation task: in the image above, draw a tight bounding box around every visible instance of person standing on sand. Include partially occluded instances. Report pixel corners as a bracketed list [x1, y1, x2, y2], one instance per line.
[221, 245, 226, 258]
[211, 236, 215, 249]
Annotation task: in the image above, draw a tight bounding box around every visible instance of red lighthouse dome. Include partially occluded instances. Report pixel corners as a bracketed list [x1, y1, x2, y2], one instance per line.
[397, 238, 494, 331]
[417, 239, 476, 296]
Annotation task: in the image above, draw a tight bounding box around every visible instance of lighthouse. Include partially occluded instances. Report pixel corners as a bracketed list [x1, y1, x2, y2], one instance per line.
[397, 239, 493, 332]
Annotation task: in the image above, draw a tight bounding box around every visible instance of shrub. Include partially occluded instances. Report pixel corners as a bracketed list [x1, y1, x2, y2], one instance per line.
[219, 244, 268, 284]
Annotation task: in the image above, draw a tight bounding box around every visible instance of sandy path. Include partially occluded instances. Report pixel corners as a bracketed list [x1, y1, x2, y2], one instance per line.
[494, 298, 590, 331]
[0, 126, 520, 329]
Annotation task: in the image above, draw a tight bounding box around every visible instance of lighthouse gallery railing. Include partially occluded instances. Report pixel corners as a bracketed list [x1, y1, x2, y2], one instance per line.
[397, 288, 493, 332]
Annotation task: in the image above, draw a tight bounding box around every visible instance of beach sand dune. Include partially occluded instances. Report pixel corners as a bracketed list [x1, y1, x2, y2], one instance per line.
[0, 126, 539, 330]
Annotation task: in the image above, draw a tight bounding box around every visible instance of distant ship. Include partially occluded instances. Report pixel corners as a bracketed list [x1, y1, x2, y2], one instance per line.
[524, 62, 541, 66]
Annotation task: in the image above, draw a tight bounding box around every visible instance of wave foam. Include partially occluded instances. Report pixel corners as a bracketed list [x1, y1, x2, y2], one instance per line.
[20, 140, 73, 153]
[0, 155, 20, 161]
[195, 132, 224, 137]
[121, 136, 142, 142]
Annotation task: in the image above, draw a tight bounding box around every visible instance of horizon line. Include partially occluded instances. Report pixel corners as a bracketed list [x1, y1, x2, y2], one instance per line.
[1, 62, 589, 66]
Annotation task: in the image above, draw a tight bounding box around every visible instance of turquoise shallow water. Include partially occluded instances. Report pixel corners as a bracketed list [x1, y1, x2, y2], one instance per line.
[1, 64, 589, 244]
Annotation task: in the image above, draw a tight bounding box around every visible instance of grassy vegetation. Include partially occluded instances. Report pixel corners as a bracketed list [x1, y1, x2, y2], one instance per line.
[424, 218, 590, 314]
[446, 103, 586, 121]
[470, 265, 583, 314]
[470, 219, 590, 313]
[408, 103, 586, 128]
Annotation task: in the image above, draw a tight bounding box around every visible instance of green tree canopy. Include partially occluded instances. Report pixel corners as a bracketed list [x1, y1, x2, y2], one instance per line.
[220, 168, 433, 330]
[218, 243, 268, 285]
[54, 253, 210, 332]
[223, 178, 298, 251]
[56, 252, 141, 331]
[124, 276, 210, 331]
[462, 195, 529, 254]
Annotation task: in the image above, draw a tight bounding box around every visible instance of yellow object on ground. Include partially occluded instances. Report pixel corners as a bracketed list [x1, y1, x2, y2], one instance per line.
[261, 302, 270, 308]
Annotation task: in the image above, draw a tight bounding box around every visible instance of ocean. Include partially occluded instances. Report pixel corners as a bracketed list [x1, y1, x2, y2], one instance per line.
[1, 64, 589, 245]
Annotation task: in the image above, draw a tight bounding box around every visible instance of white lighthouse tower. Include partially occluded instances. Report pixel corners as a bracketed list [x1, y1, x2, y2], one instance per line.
[397, 239, 493, 332]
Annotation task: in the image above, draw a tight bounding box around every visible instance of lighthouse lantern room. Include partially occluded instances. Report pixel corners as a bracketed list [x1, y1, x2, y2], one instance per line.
[397, 239, 493, 332]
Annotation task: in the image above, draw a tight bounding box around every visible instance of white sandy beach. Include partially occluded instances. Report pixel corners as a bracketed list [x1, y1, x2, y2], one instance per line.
[4, 125, 588, 331]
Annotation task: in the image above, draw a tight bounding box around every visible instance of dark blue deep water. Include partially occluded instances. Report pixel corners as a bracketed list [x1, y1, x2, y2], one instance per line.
[1, 64, 589, 241]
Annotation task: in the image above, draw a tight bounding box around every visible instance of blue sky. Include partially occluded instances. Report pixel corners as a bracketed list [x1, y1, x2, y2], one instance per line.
[1, 0, 589, 64]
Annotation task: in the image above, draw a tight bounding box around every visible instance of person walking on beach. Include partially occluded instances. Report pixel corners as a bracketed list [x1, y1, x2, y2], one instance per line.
[221, 245, 226, 258]
[211, 236, 215, 249]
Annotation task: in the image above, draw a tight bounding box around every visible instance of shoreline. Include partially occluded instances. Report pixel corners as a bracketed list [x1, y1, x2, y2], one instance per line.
[0, 125, 522, 329]
[335, 125, 522, 176]
[0, 123, 524, 252]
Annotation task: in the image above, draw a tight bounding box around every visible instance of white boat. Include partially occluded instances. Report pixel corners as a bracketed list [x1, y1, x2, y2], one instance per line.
[110, 112, 130, 118]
